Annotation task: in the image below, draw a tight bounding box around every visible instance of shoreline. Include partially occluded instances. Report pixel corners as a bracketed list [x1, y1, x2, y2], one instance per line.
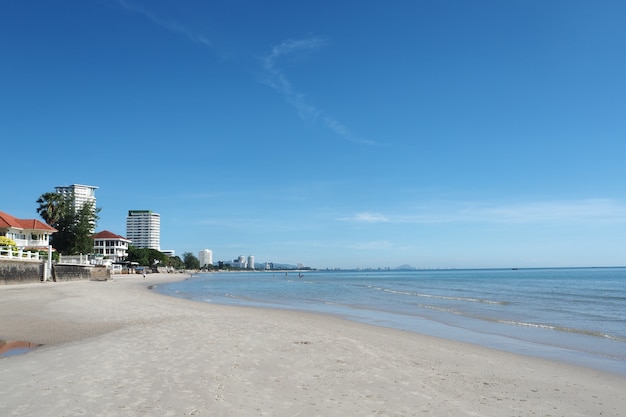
[157, 270, 626, 378]
[1, 274, 625, 416]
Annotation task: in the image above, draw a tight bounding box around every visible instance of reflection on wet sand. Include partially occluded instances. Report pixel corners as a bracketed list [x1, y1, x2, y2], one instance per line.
[0, 340, 41, 357]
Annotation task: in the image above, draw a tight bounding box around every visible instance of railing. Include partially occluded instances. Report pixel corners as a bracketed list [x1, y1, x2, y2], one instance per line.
[0, 247, 41, 260]
[57, 254, 91, 265]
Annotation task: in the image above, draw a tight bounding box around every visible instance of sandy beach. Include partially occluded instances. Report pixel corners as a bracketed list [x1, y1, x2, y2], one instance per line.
[1, 274, 624, 416]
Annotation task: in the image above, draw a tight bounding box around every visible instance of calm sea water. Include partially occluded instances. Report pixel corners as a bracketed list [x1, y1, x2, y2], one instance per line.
[155, 268, 626, 376]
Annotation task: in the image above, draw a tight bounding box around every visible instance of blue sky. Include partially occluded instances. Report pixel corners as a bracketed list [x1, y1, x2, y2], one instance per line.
[2, 0, 626, 269]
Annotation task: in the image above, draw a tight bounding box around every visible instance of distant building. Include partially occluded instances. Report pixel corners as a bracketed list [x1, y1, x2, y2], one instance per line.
[0, 210, 57, 250]
[229, 255, 248, 269]
[247, 255, 254, 270]
[161, 249, 175, 257]
[92, 230, 131, 262]
[199, 249, 213, 267]
[126, 210, 160, 250]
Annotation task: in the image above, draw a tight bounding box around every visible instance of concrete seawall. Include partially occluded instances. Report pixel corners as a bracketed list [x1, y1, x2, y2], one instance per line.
[0, 260, 44, 284]
[0, 261, 110, 284]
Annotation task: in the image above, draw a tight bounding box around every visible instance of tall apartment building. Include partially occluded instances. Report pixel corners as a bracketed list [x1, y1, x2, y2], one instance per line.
[199, 249, 213, 267]
[126, 210, 160, 250]
[55, 184, 98, 232]
[55, 184, 98, 212]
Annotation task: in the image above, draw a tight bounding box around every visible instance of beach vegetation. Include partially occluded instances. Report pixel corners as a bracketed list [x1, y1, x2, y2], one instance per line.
[126, 246, 169, 267]
[167, 255, 184, 270]
[36, 191, 101, 255]
[182, 252, 201, 270]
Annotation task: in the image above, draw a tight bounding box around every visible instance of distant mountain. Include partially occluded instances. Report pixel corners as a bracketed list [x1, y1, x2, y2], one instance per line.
[395, 264, 417, 270]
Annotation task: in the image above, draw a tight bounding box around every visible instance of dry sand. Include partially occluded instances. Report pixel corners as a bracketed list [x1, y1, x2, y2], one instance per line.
[1, 273, 624, 417]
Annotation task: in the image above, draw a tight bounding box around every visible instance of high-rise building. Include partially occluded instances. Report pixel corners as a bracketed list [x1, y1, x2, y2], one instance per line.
[126, 210, 160, 250]
[55, 184, 98, 212]
[247, 255, 254, 270]
[55, 184, 98, 232]
[199, 249, 213, 267]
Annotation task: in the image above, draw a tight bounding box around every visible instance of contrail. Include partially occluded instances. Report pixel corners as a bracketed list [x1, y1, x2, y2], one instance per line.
[262, 37, 378, 146]
[118, 2, 377, 145]
[118, 0, 212, 49]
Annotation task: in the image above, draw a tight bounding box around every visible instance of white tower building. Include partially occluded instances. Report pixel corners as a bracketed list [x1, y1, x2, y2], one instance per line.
[126, 210, 160, 250]
[199, 249, 213, 267]
[247, 255, 255, 270]
[55, 184, 98, 231]
[55, 184, 98, 212]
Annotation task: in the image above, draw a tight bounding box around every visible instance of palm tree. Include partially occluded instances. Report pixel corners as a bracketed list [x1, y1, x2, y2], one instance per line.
[36, 192, 66, 226]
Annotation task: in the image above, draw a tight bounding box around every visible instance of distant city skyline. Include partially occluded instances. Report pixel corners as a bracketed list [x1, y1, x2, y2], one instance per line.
[3, 1, 626, 269]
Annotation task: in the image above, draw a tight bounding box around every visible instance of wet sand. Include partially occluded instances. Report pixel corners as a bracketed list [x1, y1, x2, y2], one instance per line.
[1, 274, 624, 416]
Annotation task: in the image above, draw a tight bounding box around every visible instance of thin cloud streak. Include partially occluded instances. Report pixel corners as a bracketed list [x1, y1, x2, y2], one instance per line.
[262, 38, 326, 121]
[262, 37, 378, 146]
[118, 0, 212, 48]
[114, 5, 376, 147]
[342, 199, 626, 225]
[340, 212, 390, 223]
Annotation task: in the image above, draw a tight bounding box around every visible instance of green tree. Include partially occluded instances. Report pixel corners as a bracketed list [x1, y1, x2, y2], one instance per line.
[168, 255, 184, 270]
[72, 202, 98, 254]
[36, 192, 65, 226]
[36, 191, 100, 255]
[126, 246, 169, 267]
[182, 252, 201, 270]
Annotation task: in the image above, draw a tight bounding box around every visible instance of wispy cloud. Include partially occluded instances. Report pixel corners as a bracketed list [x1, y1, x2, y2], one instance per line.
[261, 38, 326, 121]
[114, 4, 375, 146]
[340, 212, 390, 223]
[262, 37, 378, 146]
[118, 0, 212, 48]
[477, 199, 626, 224]
[341, 199, 626, 225]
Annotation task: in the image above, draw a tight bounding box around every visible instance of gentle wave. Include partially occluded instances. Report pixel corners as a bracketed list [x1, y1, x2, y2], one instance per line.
[366, 285, 510, 305]
[496, 319, 626, 343]
[321, 298, 626, 344]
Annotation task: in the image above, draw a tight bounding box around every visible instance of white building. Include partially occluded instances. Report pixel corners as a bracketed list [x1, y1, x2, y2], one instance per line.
[161, 249, 176, 257]
[126, 210, 160, 250]
[229, 255, 248, 269]
[0, 210, 57, 250]
[199, 249, 213, 267]
[247, 255, 254, 270]
[55, 184, 98, 232]
[55, 184, 98, 211]
[92, 230, 131, 262]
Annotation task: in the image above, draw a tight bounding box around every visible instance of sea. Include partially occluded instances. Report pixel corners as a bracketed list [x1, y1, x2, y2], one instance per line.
[155, 267, 626, 376]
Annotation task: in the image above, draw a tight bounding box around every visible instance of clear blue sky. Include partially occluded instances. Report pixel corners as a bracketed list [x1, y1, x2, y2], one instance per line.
[2, 0, 626, 269]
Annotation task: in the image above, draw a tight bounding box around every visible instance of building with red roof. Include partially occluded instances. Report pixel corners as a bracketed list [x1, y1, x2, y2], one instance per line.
[0, 211, 57, 250]
[92, 230, 131, 262]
